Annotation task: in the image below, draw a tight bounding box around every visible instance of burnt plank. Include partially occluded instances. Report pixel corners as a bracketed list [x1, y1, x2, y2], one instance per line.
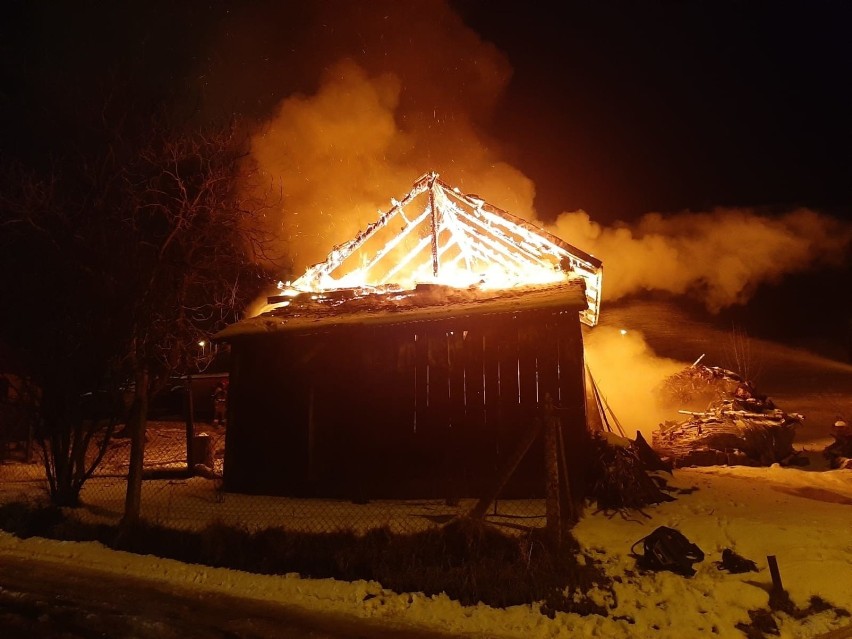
[517, 319, 539, 410]
[462, 327, 485, 429]
[447, 329, 466, 427]
[482, 324, 501, 434]
[556, 313, 590, 506]
[480, 322, 502, 492]
[414, 329, 429, 434]
[496, 318, 520, 425]
[396, 328, 418, 435]
[426, 328, 451, 431]
[495, 318, 521, 489]
[535, 315, 560, 407]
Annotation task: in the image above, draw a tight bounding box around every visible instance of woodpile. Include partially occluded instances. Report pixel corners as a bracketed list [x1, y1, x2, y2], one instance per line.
[652, 363, 805, 468]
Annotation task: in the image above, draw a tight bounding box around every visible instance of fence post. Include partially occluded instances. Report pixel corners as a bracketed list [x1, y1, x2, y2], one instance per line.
[185, 374, 194, 468]
[543, 394, 563, 548]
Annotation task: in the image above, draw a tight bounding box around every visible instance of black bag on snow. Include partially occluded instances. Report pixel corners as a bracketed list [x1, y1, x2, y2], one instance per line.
[631, 526, 705, 577]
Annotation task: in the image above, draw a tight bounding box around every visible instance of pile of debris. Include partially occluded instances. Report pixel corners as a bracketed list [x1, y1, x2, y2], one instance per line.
[588, 431, 675, 515]
[824, 418, 852, 469]
[653, 361, 805, 468]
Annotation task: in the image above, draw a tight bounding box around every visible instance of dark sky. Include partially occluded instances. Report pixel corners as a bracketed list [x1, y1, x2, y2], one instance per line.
[2, 0, 850, 224]
[453, 0, 852, 222]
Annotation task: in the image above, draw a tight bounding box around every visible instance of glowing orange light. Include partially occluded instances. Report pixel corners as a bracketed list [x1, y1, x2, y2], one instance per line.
[260, 173, 603, 325]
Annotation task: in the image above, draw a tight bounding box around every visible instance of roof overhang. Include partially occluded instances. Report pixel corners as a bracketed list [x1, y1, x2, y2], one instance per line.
[215, 279, 587, 341]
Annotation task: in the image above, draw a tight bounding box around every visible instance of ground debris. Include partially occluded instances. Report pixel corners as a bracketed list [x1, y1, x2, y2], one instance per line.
[652, 362, 805, 468]
[588, 432, 675, 516]
[715, 548, 758, 574]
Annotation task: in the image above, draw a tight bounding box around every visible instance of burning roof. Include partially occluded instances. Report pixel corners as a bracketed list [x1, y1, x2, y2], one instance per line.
[216, 279, 590, 339]
[224, 172, 603, 339]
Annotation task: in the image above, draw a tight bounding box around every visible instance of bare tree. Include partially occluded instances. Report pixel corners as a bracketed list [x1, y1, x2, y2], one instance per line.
[119, 121, 273, 525]
[1, 116, 275, 513]
[0, 160, 129, 506]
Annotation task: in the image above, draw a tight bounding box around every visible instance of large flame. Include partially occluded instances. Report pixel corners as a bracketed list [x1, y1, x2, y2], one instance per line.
[259, 173, 603, 325]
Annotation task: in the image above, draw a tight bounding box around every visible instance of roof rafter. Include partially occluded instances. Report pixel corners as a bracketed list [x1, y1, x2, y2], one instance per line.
[287, 172, 603, 325]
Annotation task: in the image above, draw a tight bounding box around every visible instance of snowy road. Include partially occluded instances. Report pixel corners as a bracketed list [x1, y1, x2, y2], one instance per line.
[0, 555, 461, 639]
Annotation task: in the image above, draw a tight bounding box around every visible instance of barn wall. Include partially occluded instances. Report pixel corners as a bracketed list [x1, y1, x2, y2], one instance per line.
[223, 308, 589, 501]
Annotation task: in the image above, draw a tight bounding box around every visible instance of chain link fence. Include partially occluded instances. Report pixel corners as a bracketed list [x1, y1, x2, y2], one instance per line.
[1, 420, 549, 536]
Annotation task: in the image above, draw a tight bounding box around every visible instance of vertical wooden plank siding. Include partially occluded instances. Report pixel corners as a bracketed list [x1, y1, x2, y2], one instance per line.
[496, 319, 520, 472]
[517, 321, 539, 408]
[426, 329, 451, 432]
[557, 313, 590, 507]
[414, 330, 428, 434]
[481, 326, 501, 442]
[223, 305, 589, 502]
[462, 328, 485, 430]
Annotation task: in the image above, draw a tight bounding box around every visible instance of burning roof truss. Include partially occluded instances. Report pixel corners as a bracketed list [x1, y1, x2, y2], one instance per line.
[287, 172, 603, 325]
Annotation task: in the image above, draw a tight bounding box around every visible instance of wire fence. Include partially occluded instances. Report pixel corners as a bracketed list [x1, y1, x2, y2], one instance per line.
[0, 421, 549, 536]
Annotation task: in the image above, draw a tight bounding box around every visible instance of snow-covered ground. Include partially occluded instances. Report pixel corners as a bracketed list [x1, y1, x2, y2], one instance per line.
[1, 460, 850, 638]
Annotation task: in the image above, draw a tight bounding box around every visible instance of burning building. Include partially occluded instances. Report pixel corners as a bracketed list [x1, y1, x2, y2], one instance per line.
[215, 172, 602, 501]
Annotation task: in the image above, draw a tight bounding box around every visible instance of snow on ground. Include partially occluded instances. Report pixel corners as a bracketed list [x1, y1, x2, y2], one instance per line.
[1, 461, 850, 638]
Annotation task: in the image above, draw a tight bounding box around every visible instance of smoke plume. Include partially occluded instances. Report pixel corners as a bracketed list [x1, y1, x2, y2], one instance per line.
[550, 207, 852, 312]
[240, 1, 536, 275]
[584, 326, 687, 440]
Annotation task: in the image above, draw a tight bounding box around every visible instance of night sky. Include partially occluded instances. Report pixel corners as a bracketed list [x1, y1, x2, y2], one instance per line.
[3, 1, 850, 223]
[454, 1, 852, 222]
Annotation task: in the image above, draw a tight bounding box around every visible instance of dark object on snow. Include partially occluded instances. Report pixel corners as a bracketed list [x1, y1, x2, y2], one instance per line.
[588, 433, 675, 514]
[632, 431, 672, 474]
[716, 548, 758, 574]
[631, 526, 705, 577]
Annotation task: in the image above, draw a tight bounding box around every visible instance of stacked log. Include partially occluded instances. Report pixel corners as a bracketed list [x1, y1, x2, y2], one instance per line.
[652, 364, 805, 468]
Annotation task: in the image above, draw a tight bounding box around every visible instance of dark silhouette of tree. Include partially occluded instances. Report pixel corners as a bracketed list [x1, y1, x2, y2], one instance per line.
[0, 117, 275, 511]
[119, 121, 273, 525]
[0, 157, 130, 506]
[0, 2, 278, 514]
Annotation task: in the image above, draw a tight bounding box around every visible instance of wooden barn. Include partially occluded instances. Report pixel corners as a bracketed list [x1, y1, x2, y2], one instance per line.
[214, 173, 603, 503]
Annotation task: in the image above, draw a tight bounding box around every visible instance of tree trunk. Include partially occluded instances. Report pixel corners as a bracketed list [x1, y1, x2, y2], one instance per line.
[122, 368, 149, 527]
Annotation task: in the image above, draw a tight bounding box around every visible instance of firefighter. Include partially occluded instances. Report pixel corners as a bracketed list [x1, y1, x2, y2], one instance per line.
[212, 381, 228, 426]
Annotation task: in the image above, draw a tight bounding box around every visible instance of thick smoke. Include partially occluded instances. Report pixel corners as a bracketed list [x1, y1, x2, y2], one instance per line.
[550, 207, 852, 311]
[240, 1, 536, 275]
[584, 327, 687, 440]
